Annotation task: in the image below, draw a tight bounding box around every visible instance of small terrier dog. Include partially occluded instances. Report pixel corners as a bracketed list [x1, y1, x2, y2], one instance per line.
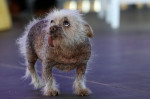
[17, 9, 93, 96]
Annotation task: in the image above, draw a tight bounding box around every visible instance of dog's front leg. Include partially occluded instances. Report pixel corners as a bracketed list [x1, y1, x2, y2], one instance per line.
[42, 61, 59, 96]
[73, 63, 91, 96]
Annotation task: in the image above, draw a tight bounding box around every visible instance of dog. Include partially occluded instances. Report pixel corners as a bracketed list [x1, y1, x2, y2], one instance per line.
[17, 9, 93, 96]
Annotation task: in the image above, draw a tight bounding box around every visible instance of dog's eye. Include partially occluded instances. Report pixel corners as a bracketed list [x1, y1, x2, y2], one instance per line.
[51, 20, 54, 23]
[63, 21, 70, 27]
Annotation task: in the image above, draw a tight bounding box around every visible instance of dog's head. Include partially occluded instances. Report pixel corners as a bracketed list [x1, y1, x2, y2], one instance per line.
[45, 9, 93, 47]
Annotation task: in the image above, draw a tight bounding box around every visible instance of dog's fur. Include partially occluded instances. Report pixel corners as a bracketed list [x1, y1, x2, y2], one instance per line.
[17, 9, 93, 96]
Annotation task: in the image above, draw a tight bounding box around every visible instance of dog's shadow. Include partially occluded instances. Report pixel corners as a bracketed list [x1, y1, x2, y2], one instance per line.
[28, 89, 93, 99]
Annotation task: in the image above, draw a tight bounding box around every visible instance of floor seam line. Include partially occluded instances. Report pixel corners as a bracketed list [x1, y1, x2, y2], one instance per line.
[1, 63, 150, 94]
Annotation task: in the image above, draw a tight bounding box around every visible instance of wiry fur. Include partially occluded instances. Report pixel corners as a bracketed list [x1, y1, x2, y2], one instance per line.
[17, 19, 40, 57]
[45, 9, 88, 46]
[17, 9, 93, 96]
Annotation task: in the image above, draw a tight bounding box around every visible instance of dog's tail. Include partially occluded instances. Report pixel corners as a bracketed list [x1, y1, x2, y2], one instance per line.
[16, 18, 39, 58]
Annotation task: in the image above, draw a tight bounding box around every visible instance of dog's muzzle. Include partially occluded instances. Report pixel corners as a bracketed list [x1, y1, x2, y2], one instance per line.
[48, 25, 62, 47]
[50, 25, 61, 36]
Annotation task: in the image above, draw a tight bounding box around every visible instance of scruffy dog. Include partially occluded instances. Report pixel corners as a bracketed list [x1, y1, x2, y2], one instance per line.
[17, 9, 93, 96]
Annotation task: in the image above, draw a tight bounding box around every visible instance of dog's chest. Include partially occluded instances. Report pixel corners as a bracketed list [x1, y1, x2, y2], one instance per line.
[48, 45, 91, 71]
[52, 47, 88, 63]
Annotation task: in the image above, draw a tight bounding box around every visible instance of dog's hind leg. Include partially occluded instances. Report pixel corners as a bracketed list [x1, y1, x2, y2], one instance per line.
[24, 52, 43, 89]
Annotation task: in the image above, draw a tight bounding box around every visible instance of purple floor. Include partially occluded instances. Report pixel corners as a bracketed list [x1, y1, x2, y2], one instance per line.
[0, 11, 150, 99]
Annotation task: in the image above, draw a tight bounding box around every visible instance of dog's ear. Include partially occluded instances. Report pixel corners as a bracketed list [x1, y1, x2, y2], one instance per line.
[84, 23, 94, 38]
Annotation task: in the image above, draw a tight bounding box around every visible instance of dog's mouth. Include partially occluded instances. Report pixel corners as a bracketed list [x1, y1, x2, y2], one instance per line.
[48, 25, 62, 47]
[48, 35, 54, 47]
[48, 34, 62, 47]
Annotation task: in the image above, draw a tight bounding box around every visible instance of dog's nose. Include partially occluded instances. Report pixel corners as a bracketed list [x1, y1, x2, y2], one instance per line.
[50, 25, 59, 33]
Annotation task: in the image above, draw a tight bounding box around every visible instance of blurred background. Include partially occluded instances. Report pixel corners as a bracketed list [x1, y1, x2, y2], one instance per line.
[1, 0, 150, 30]
[1, 0, 150, 99]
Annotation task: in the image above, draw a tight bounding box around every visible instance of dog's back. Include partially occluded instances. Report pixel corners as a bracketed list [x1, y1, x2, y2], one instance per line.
[17, 19, 40, 58]
[17, 19, 48, 59]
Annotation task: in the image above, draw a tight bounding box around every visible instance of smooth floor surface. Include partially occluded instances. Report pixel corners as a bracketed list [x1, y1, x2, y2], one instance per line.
[0, 10, 150, 99]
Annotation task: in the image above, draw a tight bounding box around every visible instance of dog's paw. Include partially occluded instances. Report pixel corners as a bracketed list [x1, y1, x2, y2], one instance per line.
[44, 89, 59, 96]
[75, 88, 91, 96]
